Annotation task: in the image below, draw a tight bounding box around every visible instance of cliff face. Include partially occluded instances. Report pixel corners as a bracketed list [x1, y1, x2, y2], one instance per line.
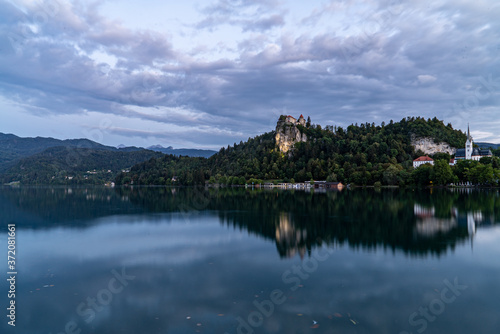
[275, 116, 307, 153]
[411, 136, 456, 155]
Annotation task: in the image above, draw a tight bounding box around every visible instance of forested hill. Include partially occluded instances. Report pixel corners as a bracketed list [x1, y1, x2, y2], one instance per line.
[0, 146, 163, 185]
[0, 133, 115, 171]
[116, 117, 472, 186]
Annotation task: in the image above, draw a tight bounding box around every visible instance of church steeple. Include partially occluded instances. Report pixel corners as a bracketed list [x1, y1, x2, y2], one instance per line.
[465, 123, 473, 160]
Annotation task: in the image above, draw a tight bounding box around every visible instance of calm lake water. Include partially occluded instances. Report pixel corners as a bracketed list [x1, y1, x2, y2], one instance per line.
[0, 186, 499, 334]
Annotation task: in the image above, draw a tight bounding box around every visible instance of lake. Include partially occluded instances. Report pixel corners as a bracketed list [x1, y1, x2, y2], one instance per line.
[0, 186, 499, 334]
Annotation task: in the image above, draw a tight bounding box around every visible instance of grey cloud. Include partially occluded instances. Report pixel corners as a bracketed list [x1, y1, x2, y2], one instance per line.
[201, 0, 280, 15]
[242, 14, 285, 32]
[196, 0, 284, 32]
[197, 14, 285, 32]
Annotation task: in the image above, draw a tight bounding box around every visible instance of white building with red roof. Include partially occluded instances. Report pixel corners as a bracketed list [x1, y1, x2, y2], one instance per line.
[413, 156, 434, 168]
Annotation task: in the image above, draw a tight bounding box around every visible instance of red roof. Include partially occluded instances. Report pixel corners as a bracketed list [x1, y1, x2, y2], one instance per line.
[299, 114, 304, 118]
[413, 156, 434, 162]
[287, 115, 296, 119]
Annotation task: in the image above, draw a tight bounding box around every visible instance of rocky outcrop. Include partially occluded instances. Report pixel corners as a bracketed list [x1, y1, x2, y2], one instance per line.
[275, 115, 307, 153]
[411, 136, 456, 155]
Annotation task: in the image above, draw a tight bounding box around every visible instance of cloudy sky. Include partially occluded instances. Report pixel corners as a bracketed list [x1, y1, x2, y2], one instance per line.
[0, 0, 499, 150]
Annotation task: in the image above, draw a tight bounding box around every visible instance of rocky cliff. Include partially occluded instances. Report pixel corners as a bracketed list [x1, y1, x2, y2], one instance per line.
[275, 116, 307, 153]
[411, 136, 456, 155]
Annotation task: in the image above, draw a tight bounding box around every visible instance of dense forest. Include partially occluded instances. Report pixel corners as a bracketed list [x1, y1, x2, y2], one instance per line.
[0, 146, 163, 185]
[115, 116, 500, 187]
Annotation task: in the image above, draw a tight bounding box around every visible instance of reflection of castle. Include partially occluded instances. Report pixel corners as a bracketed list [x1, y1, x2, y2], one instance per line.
[275, 212, 307, 259]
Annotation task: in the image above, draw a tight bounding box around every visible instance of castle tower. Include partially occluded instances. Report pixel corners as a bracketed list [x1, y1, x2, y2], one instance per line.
[465, 124, 473, 160]
[298, 114, 306, 126]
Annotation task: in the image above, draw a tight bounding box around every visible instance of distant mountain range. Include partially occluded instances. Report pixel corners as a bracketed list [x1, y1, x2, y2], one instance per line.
[0, 132, 143, 172]
[0, 132, 216, 185]
[476, 142, 500, 149]
[145, 145, 216, 158]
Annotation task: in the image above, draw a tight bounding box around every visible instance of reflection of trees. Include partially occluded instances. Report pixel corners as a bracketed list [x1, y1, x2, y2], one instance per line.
[119, 187, 500, 257]
[1, 186, 499, 257]
[0, 186, 140, 228]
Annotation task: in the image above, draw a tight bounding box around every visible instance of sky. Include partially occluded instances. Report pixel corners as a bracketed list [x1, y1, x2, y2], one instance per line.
[0, 0, 499, 150]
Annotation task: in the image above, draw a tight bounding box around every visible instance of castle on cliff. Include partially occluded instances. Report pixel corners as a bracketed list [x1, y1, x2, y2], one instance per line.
[284, 114, 306, 126]
[275, 115, 308, 153]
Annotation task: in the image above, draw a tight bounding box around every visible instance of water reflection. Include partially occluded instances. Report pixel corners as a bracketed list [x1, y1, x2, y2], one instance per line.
[1, 186, 500, 334]
[1, 186, 499, 258]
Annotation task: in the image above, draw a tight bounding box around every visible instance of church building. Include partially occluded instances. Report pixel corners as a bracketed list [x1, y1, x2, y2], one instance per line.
[455, 125, 493, 161]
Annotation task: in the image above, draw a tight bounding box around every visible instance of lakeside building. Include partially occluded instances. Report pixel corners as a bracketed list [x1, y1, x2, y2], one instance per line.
[313, 181, 344, 189]
[455, 125, 493, 161]
[413, 156, 434, 168]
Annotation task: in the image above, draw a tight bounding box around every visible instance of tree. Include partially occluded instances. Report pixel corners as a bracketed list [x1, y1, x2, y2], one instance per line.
[453, 160, 478, 182]
[433, 152, 451, 161]
[383, 165, 401, 185]
[411, 164, 433, 186]
[326, 173, 337, 182]
[467, 164, 498, 185]
[432, 160, 454, 185]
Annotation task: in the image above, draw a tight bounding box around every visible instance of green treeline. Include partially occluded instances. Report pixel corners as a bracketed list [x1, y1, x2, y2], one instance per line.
[413, 158, 500, 186]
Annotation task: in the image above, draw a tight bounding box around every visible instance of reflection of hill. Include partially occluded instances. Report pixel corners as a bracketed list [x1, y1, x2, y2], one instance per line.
[1, 186, 499, 257]
[0, 186, 142, 228]
[121, 187, 500, 257]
